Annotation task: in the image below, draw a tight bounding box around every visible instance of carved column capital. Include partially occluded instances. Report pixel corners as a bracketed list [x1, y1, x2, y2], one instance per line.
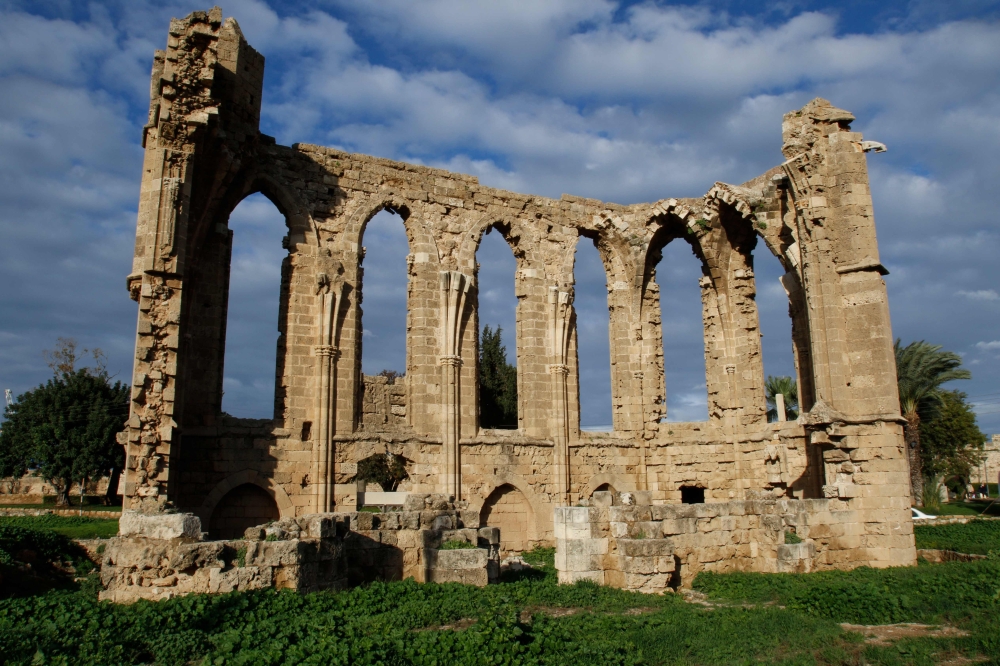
[438, 355, 463, 367]
[315, 345, 340, 359]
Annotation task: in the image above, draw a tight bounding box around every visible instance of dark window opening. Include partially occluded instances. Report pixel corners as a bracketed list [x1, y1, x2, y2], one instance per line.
[680, 486, 705, 504]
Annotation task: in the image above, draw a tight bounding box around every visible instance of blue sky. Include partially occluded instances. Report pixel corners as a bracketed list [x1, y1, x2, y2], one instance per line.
[1, 0, 999, 432]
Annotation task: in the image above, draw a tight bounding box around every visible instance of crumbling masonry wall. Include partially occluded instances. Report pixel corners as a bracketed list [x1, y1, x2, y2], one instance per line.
[119, 8, 915, 570]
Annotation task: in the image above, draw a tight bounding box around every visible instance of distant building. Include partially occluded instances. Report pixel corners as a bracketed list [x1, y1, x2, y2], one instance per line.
[971, 434, 1000, 488]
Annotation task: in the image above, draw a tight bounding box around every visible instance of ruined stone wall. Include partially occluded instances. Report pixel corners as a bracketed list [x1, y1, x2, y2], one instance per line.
[120, 9, 914, 566]
[100, 497, 497, 602]
[556, 491, 914, 591]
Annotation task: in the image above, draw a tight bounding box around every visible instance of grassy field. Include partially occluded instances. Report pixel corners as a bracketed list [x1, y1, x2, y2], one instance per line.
[914, 518, 1000, 555]
[1, 524, 999, 666]
[0, 515, 120, 539]
[929, 500, 1000, 517]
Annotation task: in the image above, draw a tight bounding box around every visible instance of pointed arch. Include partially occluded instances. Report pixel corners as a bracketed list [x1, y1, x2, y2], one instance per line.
[196, 468, 294, 528]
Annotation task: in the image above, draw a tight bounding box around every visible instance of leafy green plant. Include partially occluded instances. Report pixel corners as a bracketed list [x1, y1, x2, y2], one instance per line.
[0, 523, 94, 598]
[439, 540, 476, 550]
[921, 479, 944, 513]
[695, 218, 710, 230]
[2, 554, 1000, 665]
[521, 546, 555, 570]
[784, 530, 803, 544]
[236, 545, 247, 568]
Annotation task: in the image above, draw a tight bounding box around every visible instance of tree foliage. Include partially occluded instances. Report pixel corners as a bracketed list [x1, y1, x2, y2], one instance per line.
[0, 346, 128, 506]
[352, 452, 410, 492]
[894, 339, 971, 499]
[377, 369, 402, 385]
[764, 375, 798, 422]
[919, 390, 986, 481]
[895, 339, 971, 423]
[479, 325, 518, 428]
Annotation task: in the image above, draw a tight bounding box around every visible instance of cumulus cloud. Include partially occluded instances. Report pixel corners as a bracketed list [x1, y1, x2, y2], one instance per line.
[1, 1, 998, 432]
[977, 341, 1000, 351]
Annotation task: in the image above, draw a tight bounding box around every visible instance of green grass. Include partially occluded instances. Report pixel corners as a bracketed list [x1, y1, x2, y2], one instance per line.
[914, 519, 1000, 555]
[0, 515, 119, 539]
[2, 539, 999, 665]
[439, 539, 477, 550]
[932, 501, 1000, 517]
[694, 560, 1000, 665]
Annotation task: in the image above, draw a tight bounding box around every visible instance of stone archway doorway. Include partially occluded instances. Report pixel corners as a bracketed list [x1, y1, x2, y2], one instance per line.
[481, 483, 533, 556]
[209, 483, 280, 539]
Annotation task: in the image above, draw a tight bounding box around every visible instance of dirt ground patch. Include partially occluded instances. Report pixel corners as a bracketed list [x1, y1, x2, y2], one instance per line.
[840, 622, 969, 645]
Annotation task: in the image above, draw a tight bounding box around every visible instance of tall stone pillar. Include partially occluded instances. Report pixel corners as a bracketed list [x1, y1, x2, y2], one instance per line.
[121, 9, 265, 512]
[313, 254, 345, 512]
[548, 286, 574, 503]
[779, 99, 914, 564]
[439, 271, 472, 498]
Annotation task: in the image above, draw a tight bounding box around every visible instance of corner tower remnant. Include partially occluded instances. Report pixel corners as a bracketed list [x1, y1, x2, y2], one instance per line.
[120, 8, 915, 577]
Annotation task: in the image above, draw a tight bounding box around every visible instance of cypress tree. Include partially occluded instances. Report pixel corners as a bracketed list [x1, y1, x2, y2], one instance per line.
[479, 325, 517, 428]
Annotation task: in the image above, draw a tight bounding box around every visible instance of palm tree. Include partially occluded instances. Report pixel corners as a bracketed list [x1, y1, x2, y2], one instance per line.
[894, 339, 971, 505]
[765, 375, 798, 422]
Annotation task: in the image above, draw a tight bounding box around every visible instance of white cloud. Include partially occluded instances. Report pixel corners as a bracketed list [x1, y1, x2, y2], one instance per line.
[976, 341, 1000, 351]
[1, 1, 999, 430]
[959, 290, 1000, 301]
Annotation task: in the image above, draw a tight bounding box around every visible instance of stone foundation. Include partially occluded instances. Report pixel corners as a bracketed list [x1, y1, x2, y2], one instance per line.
[555, 491, 915, 591]
[99, 495, 499, 602]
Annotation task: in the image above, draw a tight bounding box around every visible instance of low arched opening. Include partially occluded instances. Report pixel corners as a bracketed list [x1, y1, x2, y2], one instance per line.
[209, 483, 280, 539]
[480, 483, 533, 556]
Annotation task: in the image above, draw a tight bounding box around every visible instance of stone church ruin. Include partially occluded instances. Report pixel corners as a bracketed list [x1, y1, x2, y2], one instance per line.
[110, 8, 917, 598]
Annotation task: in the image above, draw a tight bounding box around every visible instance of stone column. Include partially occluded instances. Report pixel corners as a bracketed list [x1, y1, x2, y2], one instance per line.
[439, 271, 472, 498]
[313, 257, 345, 512]
[548, 286, 574, 503]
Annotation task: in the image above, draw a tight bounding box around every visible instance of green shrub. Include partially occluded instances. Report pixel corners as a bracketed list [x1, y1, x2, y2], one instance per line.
[784, 530, 803, 544]
[0, 523, 94, 597]
[521, 546, 555, 570]
[439, 540, 476, 550]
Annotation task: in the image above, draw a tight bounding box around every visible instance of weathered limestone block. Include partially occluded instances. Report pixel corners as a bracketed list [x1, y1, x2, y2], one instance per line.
[425, 548, 489, 586]
[170, 541, 225, 571]
[119, 510, 202, 540]
[209, 566, 274, 593]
